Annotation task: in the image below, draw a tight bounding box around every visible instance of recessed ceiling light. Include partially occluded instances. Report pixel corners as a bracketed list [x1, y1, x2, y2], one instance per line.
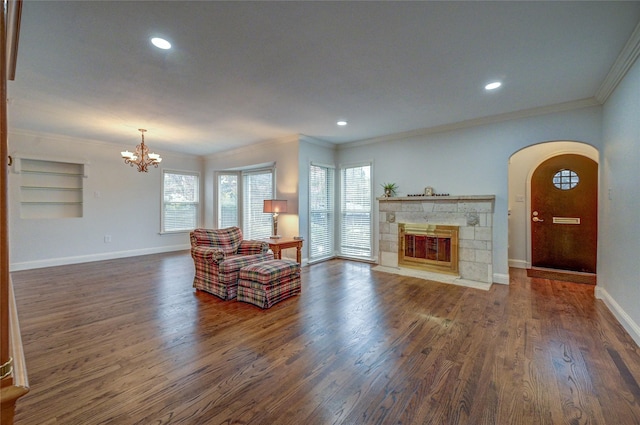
[337, 120, 348, 126]
[151, 37, 171, 50]
[485, 81, 502, 91]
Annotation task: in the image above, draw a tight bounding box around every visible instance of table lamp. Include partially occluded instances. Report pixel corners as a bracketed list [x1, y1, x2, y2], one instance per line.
[263, 199, 287, 239]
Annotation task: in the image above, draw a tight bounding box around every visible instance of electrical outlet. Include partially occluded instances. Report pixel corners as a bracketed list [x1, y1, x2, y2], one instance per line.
[104, 235, 112, 243]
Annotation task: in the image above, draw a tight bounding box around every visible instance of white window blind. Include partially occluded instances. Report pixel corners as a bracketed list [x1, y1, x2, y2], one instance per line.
[242, 169, 273, 239]
[340, 163, 372, 258]
[162, 170, 199, 232]
[218, 173, 238, 228]
[309, 163, 335, 261]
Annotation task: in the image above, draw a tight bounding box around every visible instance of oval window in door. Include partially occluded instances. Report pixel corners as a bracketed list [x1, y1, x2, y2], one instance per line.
[552, 169, 579, 190]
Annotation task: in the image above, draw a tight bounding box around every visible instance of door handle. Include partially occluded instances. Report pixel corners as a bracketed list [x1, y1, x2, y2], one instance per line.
[532, 217, 544, 222]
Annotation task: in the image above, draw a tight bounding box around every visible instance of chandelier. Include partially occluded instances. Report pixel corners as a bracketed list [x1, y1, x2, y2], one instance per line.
[120, 129, 162, 172]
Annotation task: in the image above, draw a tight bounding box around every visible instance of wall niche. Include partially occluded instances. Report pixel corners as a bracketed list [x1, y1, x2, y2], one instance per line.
[15, 157, 87, 219]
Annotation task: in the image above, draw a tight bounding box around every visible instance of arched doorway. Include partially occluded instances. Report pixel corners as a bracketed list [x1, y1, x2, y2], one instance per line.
[508, 141, 599, 282]
[531, 154, 597, 273]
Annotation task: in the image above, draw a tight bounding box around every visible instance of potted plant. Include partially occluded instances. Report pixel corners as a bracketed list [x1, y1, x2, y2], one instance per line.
[381, 182, 398, 197]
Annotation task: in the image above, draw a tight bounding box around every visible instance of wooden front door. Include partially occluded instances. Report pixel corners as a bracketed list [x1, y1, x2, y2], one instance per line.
[531, 154, 598, 273]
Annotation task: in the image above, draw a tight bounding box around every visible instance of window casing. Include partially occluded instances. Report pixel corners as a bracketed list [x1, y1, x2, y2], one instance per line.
[339, 162, 372, 259]
[162, 170, 200, 233]
[309, 163, 335, 262]
[218, 173, 238, 228]
[242, 169, 274, 239]
[216, 167, 275, 239]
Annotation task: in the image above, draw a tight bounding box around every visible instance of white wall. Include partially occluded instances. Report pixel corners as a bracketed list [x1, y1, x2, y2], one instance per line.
[597, 56, 640, 345]
[337, 106, 603, 283]
[203, 135, 335, 263]
[508, 141, 599, 269]
[298, 137, 338, 260]
[203, 136, 301, 259]
[9, 130, 203, 270]
[9, 105, 606, 282]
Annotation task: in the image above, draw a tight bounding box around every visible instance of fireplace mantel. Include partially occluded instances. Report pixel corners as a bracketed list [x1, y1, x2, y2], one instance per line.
[377, 195, 495, 287]
[377, 195, 495, 202]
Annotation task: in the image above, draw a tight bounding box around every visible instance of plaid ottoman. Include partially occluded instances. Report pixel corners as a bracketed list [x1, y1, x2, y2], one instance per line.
[237, 259, 301, 308]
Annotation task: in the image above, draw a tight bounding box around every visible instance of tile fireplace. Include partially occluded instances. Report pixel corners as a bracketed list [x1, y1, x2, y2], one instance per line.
[378, 195, 495, 285]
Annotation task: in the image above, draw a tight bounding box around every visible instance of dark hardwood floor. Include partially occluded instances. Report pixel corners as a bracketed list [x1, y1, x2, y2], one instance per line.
[10, 251, 640, 424]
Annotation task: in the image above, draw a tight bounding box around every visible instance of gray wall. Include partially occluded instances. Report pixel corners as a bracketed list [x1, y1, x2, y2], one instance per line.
[597, 55, 640, 345]
[336, 106, 603, 283]
[9, 130, 203, 270]
[8, 59, 640, 347]
[203, 136, 302, 261]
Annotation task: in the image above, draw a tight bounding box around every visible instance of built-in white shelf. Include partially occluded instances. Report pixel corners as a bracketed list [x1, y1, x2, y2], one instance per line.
[17, 158, 86, 219]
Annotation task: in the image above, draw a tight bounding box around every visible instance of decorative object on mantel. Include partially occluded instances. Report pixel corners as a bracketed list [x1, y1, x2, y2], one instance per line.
[406, 192, 451, 197]
[379, 194, 492, 201]
[424, 186, 434, 196]
[121, 129, 163, 172]
[263, 199, 288, 239]
[381, 182, 398, 197]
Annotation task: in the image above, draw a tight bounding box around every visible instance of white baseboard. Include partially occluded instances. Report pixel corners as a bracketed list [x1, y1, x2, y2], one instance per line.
[9, 244, 190, 272]
[595, 286, 640, 347]
[508, 259, 530, 269]
[493, 273, 510, 285]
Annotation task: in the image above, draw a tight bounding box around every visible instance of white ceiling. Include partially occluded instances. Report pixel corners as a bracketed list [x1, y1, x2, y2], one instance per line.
[8, 1, 640, 156]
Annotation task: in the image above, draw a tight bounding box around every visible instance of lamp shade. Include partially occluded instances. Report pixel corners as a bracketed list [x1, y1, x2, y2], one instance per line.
[263, 199, 287, 214]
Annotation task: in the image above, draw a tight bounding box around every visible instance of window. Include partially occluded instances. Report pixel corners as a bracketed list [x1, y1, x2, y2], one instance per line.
[309, 163, 335, 261]
[162, 170, 200, 233]
[339, 163, 372, 259]
[242, 169, 274, 239]
[216, 167, 274, 239]
[553, 169, 579, 190]
[218, 173, 238, 228]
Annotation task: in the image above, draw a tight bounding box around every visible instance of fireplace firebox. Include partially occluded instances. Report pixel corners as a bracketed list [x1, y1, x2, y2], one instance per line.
[398, 223, 459, 275]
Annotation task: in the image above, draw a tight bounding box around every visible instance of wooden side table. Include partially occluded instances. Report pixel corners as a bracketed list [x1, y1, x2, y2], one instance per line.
[260, 238, 303, 264]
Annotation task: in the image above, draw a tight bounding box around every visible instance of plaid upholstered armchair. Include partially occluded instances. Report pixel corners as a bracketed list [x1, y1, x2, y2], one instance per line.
[190, 227, 272, 300]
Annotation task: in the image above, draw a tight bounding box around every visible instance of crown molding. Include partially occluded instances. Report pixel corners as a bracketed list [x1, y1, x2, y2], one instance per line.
[8, 128, 198, 159]
[338, 97, 600, 150]
[595, 20, 640, 103]
[9, 128, 126, 152]
[204, 134, 300, 160]
[298, 134, 336, 149]
[339, 20, 640, 151]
